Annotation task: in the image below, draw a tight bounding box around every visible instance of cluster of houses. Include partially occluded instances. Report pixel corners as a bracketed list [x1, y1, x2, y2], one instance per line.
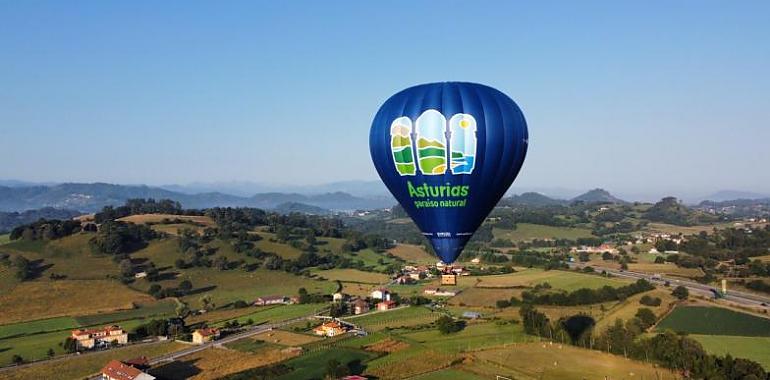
[71, 325, 129, 350]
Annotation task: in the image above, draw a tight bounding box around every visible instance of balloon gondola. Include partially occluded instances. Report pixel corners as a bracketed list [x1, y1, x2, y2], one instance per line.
[370, 82, 528, 265]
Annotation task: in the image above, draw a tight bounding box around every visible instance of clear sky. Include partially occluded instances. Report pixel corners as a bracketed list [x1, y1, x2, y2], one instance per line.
[1, 1, 768, 198]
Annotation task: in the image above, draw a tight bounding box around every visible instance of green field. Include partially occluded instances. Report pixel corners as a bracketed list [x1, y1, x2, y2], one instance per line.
[73, 299, 177, 326]
[0, 341, 188, 380]
[466, 268, 628, 291]
[210, 303, 326, 328]
[409, 369, 485, 380]
[275, 347, 374, 380]
[311, 268, 390, 284]
[493, 223, 594, 242]
[400, 322, 532, 353]
[692, 335, 770, 369]
[656, 306, 770, 336]
[0, 234, 10, 245]
[0, 317, 78, 340]
[348, 306, 441, 331]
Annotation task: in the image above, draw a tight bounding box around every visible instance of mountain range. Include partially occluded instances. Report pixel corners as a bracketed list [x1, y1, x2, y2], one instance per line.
[504, 188, 627, 206]
[0, 183, 394, 213]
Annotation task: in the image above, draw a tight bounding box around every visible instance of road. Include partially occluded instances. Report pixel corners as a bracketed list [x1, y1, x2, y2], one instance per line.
[570, 262, 770, 309]
[148, 315, 313, 365]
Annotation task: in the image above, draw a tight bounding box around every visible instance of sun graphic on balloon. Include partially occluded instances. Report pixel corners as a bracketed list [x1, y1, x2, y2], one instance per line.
[459, 119, 470, 128]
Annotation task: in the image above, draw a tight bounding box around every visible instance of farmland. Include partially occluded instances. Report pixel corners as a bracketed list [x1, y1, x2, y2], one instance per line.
[311, 268, 389, 284]
[656, 306, 770, 336]
[465, 268, 629, 291]
[470, 342, 680, 380]
[0, 341, 188, 380]
[691, 335, 770, 369]
[493, 223, 594, 242]
[150, 346, 298, 380]
[0, 234, 10, 245]
[348, 306, 441, 331]
[388, 244, 435, 263]
[0, 280, 156, 325]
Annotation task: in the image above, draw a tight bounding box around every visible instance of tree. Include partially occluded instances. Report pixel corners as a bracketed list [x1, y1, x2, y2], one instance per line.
[672, 285, 689, 300]
[635, 308, 657, 330]
[11, 355, 24, 365]
[47, 348, 55, 358]
[436, 315, 465, 334]
[654, 255, 666, 264]
[325, 359, 349, 379]
[62, 337, 78, 353]
[178, 280, 193, 295]
[200, 294, 214, 311]
[176, 301, 191, 319]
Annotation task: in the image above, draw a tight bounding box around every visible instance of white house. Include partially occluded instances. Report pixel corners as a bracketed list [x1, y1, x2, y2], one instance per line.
[371, 288, 391, 301]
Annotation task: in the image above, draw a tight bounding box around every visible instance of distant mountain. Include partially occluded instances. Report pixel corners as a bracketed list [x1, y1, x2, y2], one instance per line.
[273, 202, 330, 215]
[161, 180, 390, 197]
[571, 189, 626, 204]
[0, 183, 394, 213]
[0, 207, 83, 233]
[702, 190, 770, 202]
[505, 192, 566, 207]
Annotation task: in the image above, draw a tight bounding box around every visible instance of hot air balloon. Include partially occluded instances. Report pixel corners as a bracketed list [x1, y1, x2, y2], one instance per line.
[370, 82, 528, 265]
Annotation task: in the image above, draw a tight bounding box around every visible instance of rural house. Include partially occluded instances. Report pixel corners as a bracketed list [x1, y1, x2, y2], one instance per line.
[377, 300, 397, 311]
[254, 295, 293, 306]
[313, 321, 346, 337]
[71, 325, 128, 350]
[370, 288, 391, 301]
[352, 298, 370, 315]
[100, 359, 155, 380]
[192, 328, 220, 344]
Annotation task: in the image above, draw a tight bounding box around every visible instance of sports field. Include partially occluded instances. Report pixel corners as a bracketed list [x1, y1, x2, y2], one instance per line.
[656, 306, 770, 336]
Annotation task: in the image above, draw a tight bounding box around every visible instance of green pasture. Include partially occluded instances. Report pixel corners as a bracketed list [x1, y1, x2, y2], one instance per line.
[656, 306, 770, 336]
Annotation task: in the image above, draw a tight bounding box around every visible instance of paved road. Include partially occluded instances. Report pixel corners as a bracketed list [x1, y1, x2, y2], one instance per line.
[570, 263, 770, 309]
[148, 315, 314, 365]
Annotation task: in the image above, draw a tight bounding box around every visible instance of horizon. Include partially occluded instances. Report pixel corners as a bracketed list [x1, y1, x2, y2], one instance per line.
[2, 1, 769, 196]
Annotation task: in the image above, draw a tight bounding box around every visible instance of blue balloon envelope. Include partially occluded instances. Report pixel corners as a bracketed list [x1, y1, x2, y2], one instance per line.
[370, 82, 528, 264]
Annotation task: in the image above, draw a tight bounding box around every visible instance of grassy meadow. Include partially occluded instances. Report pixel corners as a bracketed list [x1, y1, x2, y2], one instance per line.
[692, 335, 770, 369]
[493, 223, 594, 242]
[656, 306, 770, 336]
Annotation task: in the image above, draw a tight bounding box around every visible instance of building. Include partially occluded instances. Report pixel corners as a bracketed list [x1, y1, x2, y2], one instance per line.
[313, 321, 346, 337]
[370, 288, 391, 301]
[352, 298, 370, 315]
[100, 359, 155, 380]
[332, 292, 345, 302]
[377, 300, 397, 311]
[394, 275, 414, 285]
[192, 328, 220, 345]
[342, 376, 369, 380]
[424, 287, 459, 297]
[71, 325, 128, 350]
[254, 295, 292, 306]
[462, 311, 482, 319]
[440, 273, 457, 285]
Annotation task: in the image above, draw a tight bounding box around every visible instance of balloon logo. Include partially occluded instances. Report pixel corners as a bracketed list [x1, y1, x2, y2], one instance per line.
[370, 82, 528, 264]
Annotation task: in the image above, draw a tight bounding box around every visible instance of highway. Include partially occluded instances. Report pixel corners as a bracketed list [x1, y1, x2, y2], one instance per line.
[570, 262, 770, 309]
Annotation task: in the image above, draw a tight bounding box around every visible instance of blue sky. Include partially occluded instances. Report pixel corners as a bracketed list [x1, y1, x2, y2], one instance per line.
[1, 1, 768, 197]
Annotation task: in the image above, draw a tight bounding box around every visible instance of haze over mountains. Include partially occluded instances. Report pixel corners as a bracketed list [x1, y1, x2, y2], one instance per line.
[0, 180, 768, 214]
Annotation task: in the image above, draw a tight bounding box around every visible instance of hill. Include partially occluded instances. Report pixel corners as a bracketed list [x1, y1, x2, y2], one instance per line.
[0, 183, 394, 213]
[273, 202, 330, 215]
[0, 208, 82, 233]
[571, 188, 626, 204]
[644, 196, 718, 226]
[504, 192, 566, 207]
